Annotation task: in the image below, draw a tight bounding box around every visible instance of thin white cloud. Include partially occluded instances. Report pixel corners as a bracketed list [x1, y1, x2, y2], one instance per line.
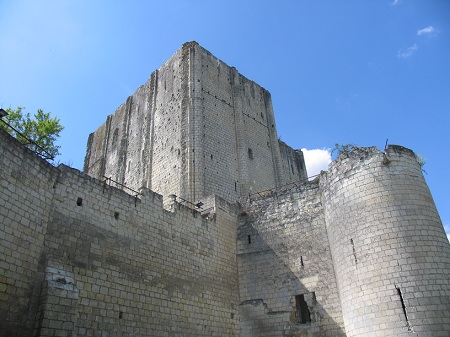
[417, 26, 436, 36]
[444, 222, 450, 243]
[391, 0, 401, 6]
[301, 148, 332, 178]
[397, 44, 418, 59]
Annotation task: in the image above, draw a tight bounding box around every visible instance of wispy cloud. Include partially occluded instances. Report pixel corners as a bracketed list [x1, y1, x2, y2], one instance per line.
[417, 26, 436, 36]
[444, 222, 450, 243]
[391, 0, 402, 6]
[301, 148, 332, 178]
[397, 44, 418, 59]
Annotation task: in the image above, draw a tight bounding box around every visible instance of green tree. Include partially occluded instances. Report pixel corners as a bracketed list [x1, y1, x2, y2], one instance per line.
[0, 106, 64, 159]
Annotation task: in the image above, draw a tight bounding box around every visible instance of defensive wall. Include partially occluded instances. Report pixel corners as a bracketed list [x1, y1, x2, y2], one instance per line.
[0, 128, 240, 337]
[237, 182, 346, 336]
[237, 145, 450, 337]
[1, 126, 449, 336]
[84, 42, 307, 205]
[321, 145, 450, 336]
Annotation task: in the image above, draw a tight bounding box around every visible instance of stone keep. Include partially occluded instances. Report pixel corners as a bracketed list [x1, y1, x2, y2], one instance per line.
[84, 42, 307, 204]
[0, 41, 449, 337]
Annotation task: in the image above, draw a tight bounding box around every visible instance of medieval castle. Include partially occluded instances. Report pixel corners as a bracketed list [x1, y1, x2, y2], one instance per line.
[1, 42, 449, 337]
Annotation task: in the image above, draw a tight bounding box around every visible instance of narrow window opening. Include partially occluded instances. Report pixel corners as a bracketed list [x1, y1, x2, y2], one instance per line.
[396, 286, 411, 329]
[350, 238, 358, 264]
[114, 212, 119, 220]
[76, 198, 83, 206]
[247, 235, 251, 244]
[119, 311, 123, 319]
[248, 148, 253, 160]
[300, 256, 304, 267]
[295, 294, 311, 324]
[235, 181, 237, 191]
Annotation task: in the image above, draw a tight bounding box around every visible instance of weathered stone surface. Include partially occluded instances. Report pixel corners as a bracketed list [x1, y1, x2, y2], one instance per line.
[0, 129, 239, 337]
[84, 42, 307, 205]
[237, 182, 346, 336]
[320, 145, 450, 337]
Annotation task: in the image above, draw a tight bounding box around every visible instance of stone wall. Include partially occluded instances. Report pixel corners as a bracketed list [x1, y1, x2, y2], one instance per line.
[237, 183, 345, 336]
[0, 129, 58, 337]
[84, 48, 187, 202]
[321, 146, 450, 337]
[84, 42, 307, 205]
[0, 128, 240, 337]
[2, 126, 449, 337]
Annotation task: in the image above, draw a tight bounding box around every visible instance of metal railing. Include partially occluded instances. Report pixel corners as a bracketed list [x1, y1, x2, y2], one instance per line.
[103, 176, 143, 206]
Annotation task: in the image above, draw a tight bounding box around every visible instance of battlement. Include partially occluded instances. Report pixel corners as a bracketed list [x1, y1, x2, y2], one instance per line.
[0, 128, 240, 336]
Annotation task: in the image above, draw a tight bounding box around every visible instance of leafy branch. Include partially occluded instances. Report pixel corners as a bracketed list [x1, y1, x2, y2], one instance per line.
[0, 106, 64, 159]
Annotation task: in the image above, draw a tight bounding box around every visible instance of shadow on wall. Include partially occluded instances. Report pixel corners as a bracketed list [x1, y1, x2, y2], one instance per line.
[236, 184, 346, 337]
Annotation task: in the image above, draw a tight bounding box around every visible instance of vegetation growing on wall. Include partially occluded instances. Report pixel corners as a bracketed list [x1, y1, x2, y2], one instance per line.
[0, 106, 64, 159]
[331, 143, 356, 158]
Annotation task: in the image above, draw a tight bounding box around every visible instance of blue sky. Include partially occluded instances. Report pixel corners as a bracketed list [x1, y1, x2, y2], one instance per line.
[1, 0, 449, 238]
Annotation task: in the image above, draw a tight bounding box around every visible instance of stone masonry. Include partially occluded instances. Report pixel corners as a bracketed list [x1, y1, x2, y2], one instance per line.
[320, 145, 450, 336]
[84, 42, 307, 206]
[0, 42, 449, 336]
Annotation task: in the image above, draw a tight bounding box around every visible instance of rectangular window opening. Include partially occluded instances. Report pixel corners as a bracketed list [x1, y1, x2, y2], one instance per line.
[247, 235, 251, 244]
[295, 294, 311, 324]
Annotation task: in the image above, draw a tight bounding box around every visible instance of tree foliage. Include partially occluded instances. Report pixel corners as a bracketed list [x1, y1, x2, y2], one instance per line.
[0, 106, 64, 159]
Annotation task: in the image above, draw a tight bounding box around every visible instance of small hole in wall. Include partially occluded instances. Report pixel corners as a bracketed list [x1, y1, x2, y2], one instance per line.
[300, 256, 304, 267]
[114, 212, 119, 220]
[248, 235, 251, 244]
[119, 311, 123, 319]
[76, 198, 83, 206]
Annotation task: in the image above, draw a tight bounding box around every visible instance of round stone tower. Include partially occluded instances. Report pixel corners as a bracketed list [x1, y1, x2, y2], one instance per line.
[321, 145, 450, 337]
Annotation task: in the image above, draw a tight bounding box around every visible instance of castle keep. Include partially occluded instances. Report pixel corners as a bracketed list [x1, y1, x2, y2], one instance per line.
[83, 41, 307, 205]
[0, 42, 449, 337]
